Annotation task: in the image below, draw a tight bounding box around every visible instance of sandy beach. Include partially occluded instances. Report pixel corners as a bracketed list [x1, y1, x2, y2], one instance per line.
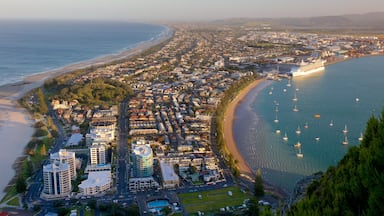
[0, 26, 173, 199]
[223, 78, 266, 179]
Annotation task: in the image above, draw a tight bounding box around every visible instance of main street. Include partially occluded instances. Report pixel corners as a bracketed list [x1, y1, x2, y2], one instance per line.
[116, 99, 129, 195]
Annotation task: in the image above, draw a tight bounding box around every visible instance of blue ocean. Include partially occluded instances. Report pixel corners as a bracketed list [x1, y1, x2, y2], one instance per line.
[0, 20, 166, 86]
[233, 56, 384, 194]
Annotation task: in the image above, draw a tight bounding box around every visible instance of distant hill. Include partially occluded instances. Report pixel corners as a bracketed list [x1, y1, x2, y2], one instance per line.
[215, 12, 384, 31]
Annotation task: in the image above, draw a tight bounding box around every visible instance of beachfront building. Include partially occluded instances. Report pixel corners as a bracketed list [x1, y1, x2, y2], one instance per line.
[50, 149, 77, 180]
[159, 161, 179, 189]
[90, 142, 106, 165]
[128, 177, 160, 192]
[41, 161, 72, 199]
[132, 143, 153, 178]
[78, 171, 111, 196]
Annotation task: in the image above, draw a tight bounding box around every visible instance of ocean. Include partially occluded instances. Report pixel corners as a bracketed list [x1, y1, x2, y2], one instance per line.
[0, 20, 166, 86]
[233, 56, 384, 194]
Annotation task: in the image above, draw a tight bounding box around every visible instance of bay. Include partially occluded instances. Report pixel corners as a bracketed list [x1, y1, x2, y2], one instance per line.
[234, 56, 384, 193]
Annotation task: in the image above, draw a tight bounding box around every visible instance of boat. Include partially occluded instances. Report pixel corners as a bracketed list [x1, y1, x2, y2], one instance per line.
[274, 114, 279, 123]
[314, 114, 321, 118]
[283, 132, 288, 141]
[293, 104, 299, 112]
[304, 122, 309, 129]
[315, 137, 320, 141]
[358, 132, 363, 141]
[276, 129, 281, 134]
[292, 92, 298, 102]
[296, 126, 301, 135]
[283, 88, 287, 92]
[329, 120, 334, 127]
[342, 125, 348, 134]
[287, 79, 292, 87]
[294, 141, 301, 148]
[342, 135, 349, 145]
[290, 59, 325, 77]
[296, 148, 304, 158]
[355, 97, 360, 102]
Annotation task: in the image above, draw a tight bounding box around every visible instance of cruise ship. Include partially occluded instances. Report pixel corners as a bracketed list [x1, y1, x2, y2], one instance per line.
[290, 59, 325, 77]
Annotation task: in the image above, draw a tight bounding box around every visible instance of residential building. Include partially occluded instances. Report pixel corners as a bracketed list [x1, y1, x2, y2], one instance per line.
[42, 161, 71, 199]
[132, 144, 153, 178]
[90, 142, 106, 165]
[50, 149, 76, 180]
[159, 161, 179, 189]
[78, 171, 111, 196]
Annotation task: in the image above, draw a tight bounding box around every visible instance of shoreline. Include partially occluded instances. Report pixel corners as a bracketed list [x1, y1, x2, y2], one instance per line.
[223, 78, 266, 179]
[0, 25, 174, 199]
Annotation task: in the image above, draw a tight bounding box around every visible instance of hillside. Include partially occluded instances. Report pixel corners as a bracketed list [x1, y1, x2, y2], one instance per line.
[288, 111, 384, 216]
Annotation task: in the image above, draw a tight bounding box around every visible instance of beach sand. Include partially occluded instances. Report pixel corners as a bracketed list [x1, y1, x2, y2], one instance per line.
[223, 78, 266, 179]
[0, 27, 173, 199]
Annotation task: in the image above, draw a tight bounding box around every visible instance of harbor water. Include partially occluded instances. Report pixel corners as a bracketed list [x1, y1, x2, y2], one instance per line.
[233, 56, 384, 193]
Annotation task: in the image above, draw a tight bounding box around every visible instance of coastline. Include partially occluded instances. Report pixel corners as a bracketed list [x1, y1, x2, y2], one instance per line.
[0, 25, 173, 199]
[223, 78, 266, 179]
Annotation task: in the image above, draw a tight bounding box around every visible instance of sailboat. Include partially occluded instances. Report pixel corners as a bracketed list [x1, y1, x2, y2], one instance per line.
[329, 120, 334, 127]
[287, 79, 292, 87]
[296, 147, 304, 158]
[358, 132, 363, 142]
[342, 125, 348, 134]
[342, 135, 349, 145]
[274, 113, 279, 123]
[292, 92, 298, 102]
[296, 126, 301, 135]
[283, 132, 288, 141]
[293, 104, 299, 112]
[304, 122, 309, 129]
[294, 141, 301, 148]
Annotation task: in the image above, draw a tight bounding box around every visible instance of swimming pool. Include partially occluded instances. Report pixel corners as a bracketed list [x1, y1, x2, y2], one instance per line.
[147, 199, 170, 209]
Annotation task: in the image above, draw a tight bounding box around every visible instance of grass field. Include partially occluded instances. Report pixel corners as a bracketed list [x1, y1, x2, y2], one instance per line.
[6, 196, 20, 206]
[178, 186, 251, 215]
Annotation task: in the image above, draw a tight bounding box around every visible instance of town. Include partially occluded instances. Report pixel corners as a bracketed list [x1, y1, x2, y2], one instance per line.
[6, 23, 384, 215]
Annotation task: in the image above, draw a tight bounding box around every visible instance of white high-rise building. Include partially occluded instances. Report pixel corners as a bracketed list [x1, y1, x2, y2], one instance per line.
[132, 144, 153, 178]
[90, 142, 106, 165]
[42, 161, 72, 199]
[50, 149, 77, 180]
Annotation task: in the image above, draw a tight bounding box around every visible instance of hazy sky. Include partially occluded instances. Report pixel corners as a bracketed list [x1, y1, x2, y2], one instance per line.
[0, 0, 382, 21]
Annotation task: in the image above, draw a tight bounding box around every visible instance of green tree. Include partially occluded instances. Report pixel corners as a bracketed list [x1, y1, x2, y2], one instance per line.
[254, 169, 265, 197]
[15, 175, 27, 193]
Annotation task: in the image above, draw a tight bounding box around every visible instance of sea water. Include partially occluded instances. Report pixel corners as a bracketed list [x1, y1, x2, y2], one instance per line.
[0, 20, 166, 86]
[234, 56, 384, 193]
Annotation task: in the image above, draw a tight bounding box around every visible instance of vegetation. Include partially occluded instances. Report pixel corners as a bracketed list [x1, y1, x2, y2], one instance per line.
[48, 77, 133, 107]
[288, 111, 384, 216]
[254, 169, 265, 198]
[214, 73, 259, 176]
[179, 186, 251, 215]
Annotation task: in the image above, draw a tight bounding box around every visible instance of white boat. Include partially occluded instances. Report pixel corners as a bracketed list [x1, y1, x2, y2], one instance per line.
[329, 120, 334, 127]
[274, 114, 279, 123]
[276, 129, 281, 134]
[358, 132, 363, 142]
[283, 88, 287, 92]
[296, 148, 304, 158]
[304, 122, 309, 129]
[287, 79, 292, 87]
[294, 141, 301, 148]
[355, 97, 360, 102]
[315, 137, 320, 141]
[344, 125, 348, 133]
[296, 126, 301, 135]
[283, 132, 288, 141]
[342, 135, 349, 145]
[293, 104, 299, 112]
[292, 92, 298, 102]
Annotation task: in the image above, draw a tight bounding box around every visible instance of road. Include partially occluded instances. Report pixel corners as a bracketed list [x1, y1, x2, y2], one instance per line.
[116, 99, 129, 195]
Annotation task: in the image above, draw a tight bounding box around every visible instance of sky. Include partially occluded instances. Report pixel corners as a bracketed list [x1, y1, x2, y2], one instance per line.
[0, 0, 382, 21]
